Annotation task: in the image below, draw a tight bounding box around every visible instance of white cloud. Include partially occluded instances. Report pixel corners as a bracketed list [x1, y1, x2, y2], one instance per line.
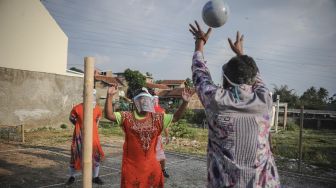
[142, 48, 170, 60]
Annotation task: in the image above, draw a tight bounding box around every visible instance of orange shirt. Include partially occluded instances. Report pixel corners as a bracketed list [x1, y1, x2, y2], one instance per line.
[119, 111, 164, 188]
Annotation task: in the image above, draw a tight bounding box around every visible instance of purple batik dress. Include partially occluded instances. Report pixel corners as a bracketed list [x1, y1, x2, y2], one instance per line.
[192, 51, 280, 188]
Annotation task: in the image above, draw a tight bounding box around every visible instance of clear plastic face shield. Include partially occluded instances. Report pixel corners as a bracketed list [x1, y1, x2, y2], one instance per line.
[133, 92, 155, 113]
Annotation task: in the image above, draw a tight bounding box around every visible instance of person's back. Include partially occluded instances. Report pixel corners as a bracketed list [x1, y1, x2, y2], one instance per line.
[205, 75, 276, 187]
[189, 21, 280, 188]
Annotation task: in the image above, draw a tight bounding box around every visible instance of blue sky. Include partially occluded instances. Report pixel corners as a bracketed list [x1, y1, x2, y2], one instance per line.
[42, 0, 336, 96]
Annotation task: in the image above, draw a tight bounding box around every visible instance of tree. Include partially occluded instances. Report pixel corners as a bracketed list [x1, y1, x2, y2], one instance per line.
[300, 87, 329, 110]
[124, 69, 146, 98]
[272, 85, 299, 108]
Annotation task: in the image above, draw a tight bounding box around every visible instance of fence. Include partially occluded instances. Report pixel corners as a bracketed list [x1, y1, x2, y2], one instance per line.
[0, 124, 25, 142]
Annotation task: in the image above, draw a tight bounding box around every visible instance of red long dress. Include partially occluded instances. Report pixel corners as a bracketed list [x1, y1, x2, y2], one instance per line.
[119, 111, 164, 188]
[70, 103, 105, 170]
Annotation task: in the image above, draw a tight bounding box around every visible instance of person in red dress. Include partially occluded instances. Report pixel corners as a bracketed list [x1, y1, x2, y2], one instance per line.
[105, 85, 192, 188]
[66, 89, 105, 185]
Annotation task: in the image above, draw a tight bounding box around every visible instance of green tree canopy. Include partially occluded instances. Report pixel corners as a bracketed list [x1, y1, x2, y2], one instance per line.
[272, 85, 300, 108]
[300, 87, 329, 109]
[124, 68, 146, 99]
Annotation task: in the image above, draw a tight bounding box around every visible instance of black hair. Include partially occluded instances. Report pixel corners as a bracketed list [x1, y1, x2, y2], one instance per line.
[128, 88, 149, 99]
[222, 55, 259, 87]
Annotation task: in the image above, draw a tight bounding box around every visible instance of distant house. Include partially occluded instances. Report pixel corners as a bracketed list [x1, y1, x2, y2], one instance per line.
[94, 72, 126, 106]
[158, 88, 203, 110]
[146, 82, 170, 92]
[160, 80, 186, 89]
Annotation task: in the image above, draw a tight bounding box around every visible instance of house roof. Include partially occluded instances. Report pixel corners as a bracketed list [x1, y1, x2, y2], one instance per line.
[158, 88, 196, 98]
[94, 75, 124, 86]
[146, 82, 170, 89]
[160, 80, 185, 85]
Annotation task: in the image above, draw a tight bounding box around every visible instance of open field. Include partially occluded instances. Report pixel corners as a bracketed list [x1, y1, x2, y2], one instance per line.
[1, 124, 336, 187]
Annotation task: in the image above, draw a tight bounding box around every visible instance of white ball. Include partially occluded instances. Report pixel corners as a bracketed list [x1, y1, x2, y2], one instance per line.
[202, 0, 229, 28]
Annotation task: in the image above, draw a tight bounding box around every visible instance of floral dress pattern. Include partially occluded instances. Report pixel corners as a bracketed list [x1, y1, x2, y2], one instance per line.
[119, 112, 164, 188]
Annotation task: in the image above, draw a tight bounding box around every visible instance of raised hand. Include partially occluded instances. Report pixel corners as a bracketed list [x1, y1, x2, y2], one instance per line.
[107, 83, 118, 96]
[228, 31, 244, 56]
[182, 88, 193, 102]
[189, 21, 212, 44]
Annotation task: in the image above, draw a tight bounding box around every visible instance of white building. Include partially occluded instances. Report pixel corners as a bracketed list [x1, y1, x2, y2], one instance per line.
[0, 0, 76, 76]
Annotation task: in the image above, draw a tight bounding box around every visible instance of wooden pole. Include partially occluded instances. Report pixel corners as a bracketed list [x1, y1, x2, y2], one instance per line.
[275, 95, 280, 133]
[298, 105, 304, 173]
[83, 57, 94, 188]
[283, 104, 288, 130]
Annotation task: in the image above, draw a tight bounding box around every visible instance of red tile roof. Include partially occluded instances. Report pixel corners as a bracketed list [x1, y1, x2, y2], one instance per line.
[160, 80, 185, 85]
[158, 88, 196, 98]
[94, 75, 124, 86]
[146, 82, 170, 89]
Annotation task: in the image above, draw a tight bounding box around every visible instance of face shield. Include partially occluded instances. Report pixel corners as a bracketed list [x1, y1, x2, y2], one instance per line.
[133, 92, 155, 113]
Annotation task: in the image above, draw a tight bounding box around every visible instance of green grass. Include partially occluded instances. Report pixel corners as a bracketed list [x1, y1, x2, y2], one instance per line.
[164, 127, 208, 157]
[98, 120, 336, 170]
[99, 121, 124, 137]
[272, 128, 336, 170]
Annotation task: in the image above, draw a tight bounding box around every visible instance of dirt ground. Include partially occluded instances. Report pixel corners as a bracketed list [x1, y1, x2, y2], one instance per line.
[1, 130, 336, 188]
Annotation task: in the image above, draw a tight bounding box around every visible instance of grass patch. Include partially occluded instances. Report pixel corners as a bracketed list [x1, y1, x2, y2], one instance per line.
[99, 121, 124, 137]
[272, 128, 336, 170]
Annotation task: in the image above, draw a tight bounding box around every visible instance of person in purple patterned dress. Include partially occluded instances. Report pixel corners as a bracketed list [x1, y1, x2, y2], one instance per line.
[189, 21, 280, 188]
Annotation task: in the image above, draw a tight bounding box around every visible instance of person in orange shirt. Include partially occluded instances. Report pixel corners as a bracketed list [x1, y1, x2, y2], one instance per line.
[105, 86, 192, 188]
[66, 89, 105, 185]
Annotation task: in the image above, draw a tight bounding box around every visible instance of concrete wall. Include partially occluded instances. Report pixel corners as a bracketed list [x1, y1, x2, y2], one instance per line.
[187, 94, 204, 110]
[0, 0, 68, 75]
[0, 67, 83, 129]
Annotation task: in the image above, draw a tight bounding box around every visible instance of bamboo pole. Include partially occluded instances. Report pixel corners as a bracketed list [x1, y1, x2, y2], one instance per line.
[298, 105, 304, 173]
[83, 57, 94, 188]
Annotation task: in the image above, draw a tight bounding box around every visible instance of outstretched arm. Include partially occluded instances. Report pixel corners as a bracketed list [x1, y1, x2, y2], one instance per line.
[189, 21, 212, 53]
[104, 84, 118, 122]
[228, 31, 244, 56]
[172, 88, 192, 123]
[189, 21, 217, 108]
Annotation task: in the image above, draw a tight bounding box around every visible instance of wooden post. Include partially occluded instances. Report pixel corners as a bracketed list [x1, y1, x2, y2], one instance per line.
[83, 57, 94, 188]
[298, 105, 304, 173]
[317, 119, 321, 130]
[283, 104, 288, 130]
[275, 95, 280, 133]
[21, 124, 25, 143]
